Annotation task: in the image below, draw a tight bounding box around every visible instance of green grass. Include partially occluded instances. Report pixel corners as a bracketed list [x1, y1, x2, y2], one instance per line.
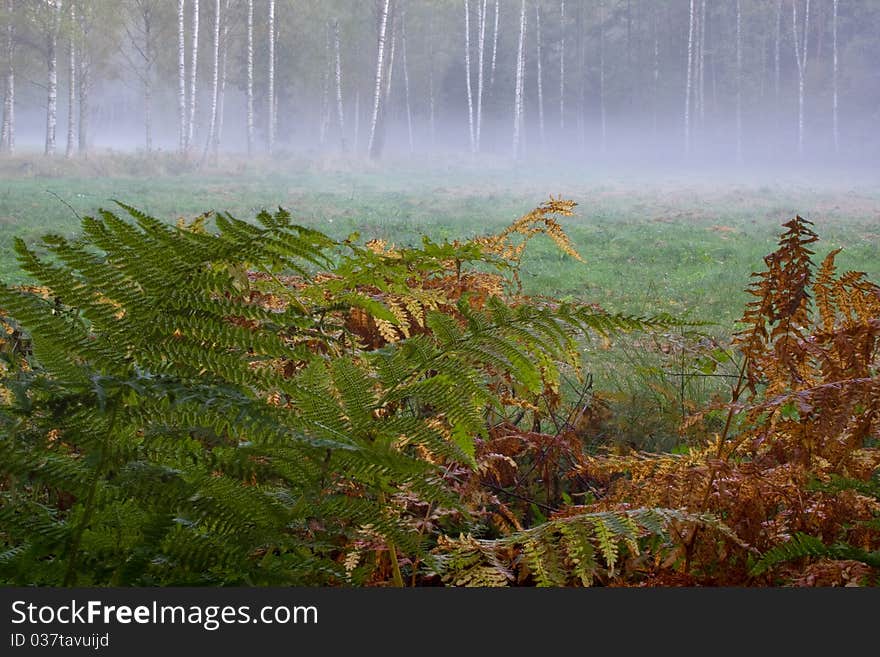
[3, 158, 876, 328]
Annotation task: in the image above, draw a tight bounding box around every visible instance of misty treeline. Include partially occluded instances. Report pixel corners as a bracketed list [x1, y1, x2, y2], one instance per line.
[1, 0, 878, 164]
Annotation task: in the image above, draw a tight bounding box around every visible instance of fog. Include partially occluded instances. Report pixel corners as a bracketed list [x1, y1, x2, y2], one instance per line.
[1, 1, 879, 177]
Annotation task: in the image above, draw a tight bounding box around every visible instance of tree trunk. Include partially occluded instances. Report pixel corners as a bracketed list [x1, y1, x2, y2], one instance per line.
[684, 0, 695, 156]
[177, 0, 186, 153]
[652, 3, 659, 135]
[66, 2, 76, 158]
[489, 0, 499, 89]
[143, 7, 153, 153]
[464, 0, 476, 154]
[187, 0, 199, 152]
[401, 8, 413, 154]
[1, 0, 13, 154]
[735, 0, 742, 163]
[475, 0, 487, 152]
[535, 3, 545, 150]
[774, 0, 781, 130]
[559, 0, 565, 131]
[268, 0, 276, 154]
[354, 89, 360, 152]
[428, 9, 436, 147]
[215, 0, 231, 158]
[512, 0, 526, 158]
[45, 2, 59, 157]
[792, 0, 810, 157]
[698, 0, 706, 127]
[78, 6, 89, 155]
[599, 0, 606, 153]
[246, 0, 254, 155]
[334, 20, 345, 151]
[320, 23, 331, 147]
[832, 0, 839, 154]
[368, 0, 391, 159]
[203, 0, 220, 161]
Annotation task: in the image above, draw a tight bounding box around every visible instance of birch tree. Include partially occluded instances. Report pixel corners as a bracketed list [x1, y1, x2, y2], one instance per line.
[202, 0, 220, 161]
[559, 0, 565, 131]
[464, 0, 476, 154]
[0, 0, 13, 154]
[333, 19, 345, 151]
[65, 2, 75, 158]
[535, 2, 545, 150]
[512, 0, 526, 158]
[832, 0, 839, 154]
[792, 0, 810, 157]
[599, 0, 606, 153]
[246, 0, 254, 155]
[401, 7, 413, 153]
[367, 0, 391, 159]
[475, 0, 487, 152]
[176, 0, 186, 153]
[187, 0, 199, 151]
[489, 0, 499, 89]
[268, 0, 276, 154]
[735, 0, 742, 163]
[684, 0, 695, 156]
[45, 0, 62, 156]
[319, 23, 331, 146]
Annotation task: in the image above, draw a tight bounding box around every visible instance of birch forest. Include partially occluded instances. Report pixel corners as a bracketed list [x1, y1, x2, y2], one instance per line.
[1, 0, 879, 165]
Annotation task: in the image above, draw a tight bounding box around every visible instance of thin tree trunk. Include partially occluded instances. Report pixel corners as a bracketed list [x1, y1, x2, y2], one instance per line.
[144, 9, 153, 153]
[1, 0, 13, 154]
[368, 0, 391, 159]
[45, 2, 59, 157]
[77, 6, 89, 155]
[774, 0, 781, 105]
[535, 3, 545, 150]
[464, 0, 476, 154]
[832, 0, 839, 154]
[792, 0, 810, 157]
[320, 23, 331, 146]
[203, 0, 220, 162]
[599, 0, 606, 153]
[733, 0, 742, 158]
[177, 0, 186, 153]
[559, 0, 565, 131]
[246, 0, 254, 155]
[383, 17, 396, 105]
[334, 19, 345, 151]
[401, 7, 413, 154]
[354, 89, 360, 152]
[476, 0, 487, 151]
[698, 0, 706, 127]
[489, 0, 499, 88]
[215, 0, 230, 158]
[512, 0, 526, 158]
[652, 3, 659, 136]
[428, 9, 436, 147]
[187, 0, 199, 152]
[684, 0, 695, 156]
[268, 0, 276, 154]
[66, 2, 76, 158]
[576, 1, 584, 150]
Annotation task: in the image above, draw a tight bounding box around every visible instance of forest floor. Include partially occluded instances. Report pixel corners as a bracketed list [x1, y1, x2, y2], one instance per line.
[1, 154, 877, 449]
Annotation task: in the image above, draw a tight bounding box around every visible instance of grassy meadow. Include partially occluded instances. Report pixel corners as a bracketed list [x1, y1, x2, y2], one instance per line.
[1, 156, 877, 448]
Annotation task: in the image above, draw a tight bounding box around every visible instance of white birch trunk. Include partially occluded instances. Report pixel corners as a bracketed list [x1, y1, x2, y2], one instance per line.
[334, 20, 345, 151]
[78, 6, 89, 155]
[203, 0, 220, 161]
[464, 0, 476, 154]
[792, 0, 810, 157]
[684, 0, 695, 156]
[1, 0, 13, 154]
[45, 2, 59, 157]
[215, 0, 230, 158]
[535, 3, 545, 150]
[354, 89, 360, 152]
[512, 0, 526, 158]
[652, 3, 659, 135]
[144, 8, 153, 153]
[320, 23, 331, 147]
[832, 0, 839, 154]
[383, 18, 396, 104]
[774, 0, 781, 104]
[187, 0, 199, 152]
[489, 0, 499, 88]
[246, 0, 254, 155]
[66, 2, 75, 158]
[177, 0, 186, 153]
[475, 0, 486, 151]
[735, 0, 742, 163]
[698, 0, 706, 126]
[428, 10, 436, 147]
[401, 8, 413, 154]
[599, 0, 606, 153]
[268, 0, 276, 154]
[368, 0, 391, 159]
[559, 0, 565, 131]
